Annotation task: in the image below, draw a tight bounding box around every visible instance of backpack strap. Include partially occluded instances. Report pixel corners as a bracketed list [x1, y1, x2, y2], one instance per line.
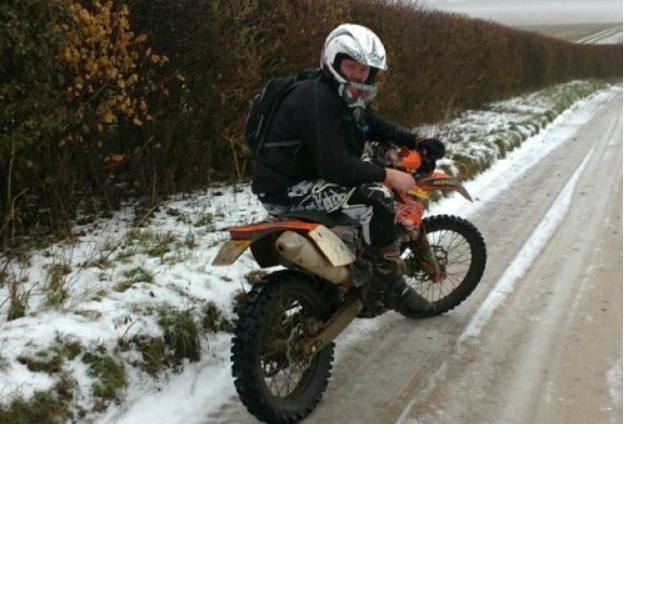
[261, 69, 323, 153]
[263, 140, 302, 149]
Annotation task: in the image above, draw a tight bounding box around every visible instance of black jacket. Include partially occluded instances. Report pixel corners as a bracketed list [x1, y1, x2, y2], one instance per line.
[251, 72, 419, 196]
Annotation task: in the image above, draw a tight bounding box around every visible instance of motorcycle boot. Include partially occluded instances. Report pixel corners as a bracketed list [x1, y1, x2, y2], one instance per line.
[367, 242, 434, 318]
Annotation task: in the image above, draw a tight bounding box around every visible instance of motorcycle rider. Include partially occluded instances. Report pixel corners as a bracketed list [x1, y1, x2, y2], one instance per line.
[252, 23, 446, 317]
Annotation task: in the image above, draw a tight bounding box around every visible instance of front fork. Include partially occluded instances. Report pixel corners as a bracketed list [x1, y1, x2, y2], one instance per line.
[395, 194, 443, 282]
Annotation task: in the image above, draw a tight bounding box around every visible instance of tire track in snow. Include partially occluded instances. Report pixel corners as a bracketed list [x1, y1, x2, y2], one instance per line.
[456, 147, 595, 344]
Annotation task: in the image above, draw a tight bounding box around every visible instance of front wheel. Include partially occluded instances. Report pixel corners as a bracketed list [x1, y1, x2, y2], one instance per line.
[231, 270, 338, 423]
[401, 215, 486, 316]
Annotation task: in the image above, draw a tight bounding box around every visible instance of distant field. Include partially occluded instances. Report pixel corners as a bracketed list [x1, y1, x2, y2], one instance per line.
[517, 22, 623, 43]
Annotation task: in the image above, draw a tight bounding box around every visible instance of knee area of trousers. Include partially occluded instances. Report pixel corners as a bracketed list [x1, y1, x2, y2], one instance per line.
[355, 183, 394, 211]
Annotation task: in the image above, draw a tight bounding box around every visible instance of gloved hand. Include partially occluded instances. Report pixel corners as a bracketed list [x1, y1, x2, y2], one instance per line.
[419, 155, 437, 174]
[416, 137, 446, 160]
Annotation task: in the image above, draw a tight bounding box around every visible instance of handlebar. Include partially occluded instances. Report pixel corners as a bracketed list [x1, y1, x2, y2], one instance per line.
[378, 145, 435, 177]
[378, 143, 473, 203]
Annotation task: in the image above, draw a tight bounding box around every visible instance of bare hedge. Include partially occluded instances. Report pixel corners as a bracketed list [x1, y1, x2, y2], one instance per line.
[0, 0, 622, 246]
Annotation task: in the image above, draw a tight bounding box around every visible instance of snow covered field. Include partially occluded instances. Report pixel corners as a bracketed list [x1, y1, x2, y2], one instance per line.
[420, 0, 623, 27]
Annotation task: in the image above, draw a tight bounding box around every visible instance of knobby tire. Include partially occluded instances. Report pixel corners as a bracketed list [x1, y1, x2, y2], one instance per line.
[231, 270, 337, 423]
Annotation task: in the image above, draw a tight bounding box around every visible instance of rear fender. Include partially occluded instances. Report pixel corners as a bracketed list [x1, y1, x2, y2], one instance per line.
[226, 219, 320, 240]
[212, 220, 321, 267]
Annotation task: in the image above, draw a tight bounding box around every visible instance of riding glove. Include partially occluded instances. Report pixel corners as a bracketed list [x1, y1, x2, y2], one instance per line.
[416, 137, 446, 160]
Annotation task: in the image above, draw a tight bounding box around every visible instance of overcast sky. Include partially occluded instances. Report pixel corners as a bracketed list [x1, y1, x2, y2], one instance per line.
[418, 0, 623, 26]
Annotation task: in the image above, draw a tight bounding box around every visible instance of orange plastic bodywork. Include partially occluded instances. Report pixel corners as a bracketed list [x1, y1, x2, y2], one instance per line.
[395, 193, 426, 240]
[399, 149, 422, 172]
[418, 171, 466, 193]
[226, 219, 319, 240]
[397, 149, 472, 201]
[399, 149, 474, 202]
[220, 219, 322, 268]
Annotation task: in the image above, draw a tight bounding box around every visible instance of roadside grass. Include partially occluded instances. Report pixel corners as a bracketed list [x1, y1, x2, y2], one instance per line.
[0, 79, 619, 423]
[423, 79, 615, 182]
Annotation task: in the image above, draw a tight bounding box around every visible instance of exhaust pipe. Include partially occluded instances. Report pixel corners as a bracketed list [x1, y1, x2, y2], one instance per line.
[276, 230, 350, 284]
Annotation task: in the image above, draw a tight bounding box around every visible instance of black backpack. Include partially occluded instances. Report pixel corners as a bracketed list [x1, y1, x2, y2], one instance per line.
[244, 69, 322, 155]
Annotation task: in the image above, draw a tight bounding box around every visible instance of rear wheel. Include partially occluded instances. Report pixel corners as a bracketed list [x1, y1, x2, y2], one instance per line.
[401, 215, 486, 316]
[231, 270, 337, 423]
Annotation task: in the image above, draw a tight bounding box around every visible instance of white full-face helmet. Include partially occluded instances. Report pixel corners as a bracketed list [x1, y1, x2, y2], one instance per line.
[320, 23, 387, 109]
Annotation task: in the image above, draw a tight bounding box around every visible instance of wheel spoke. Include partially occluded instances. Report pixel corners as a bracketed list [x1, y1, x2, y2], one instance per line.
[401, 215, 486, 314]
[256, 290, 317, 400]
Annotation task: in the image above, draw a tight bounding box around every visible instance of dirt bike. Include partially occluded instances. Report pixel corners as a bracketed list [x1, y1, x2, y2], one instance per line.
[213, 144, 486, 423]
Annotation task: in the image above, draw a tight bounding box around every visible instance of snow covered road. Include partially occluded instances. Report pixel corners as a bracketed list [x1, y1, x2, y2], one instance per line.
[310, 92, 622, 423]
[209, 86, 623, 424]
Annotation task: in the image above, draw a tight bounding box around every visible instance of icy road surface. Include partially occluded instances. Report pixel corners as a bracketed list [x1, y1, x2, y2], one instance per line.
[210, 86, 623, 424]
